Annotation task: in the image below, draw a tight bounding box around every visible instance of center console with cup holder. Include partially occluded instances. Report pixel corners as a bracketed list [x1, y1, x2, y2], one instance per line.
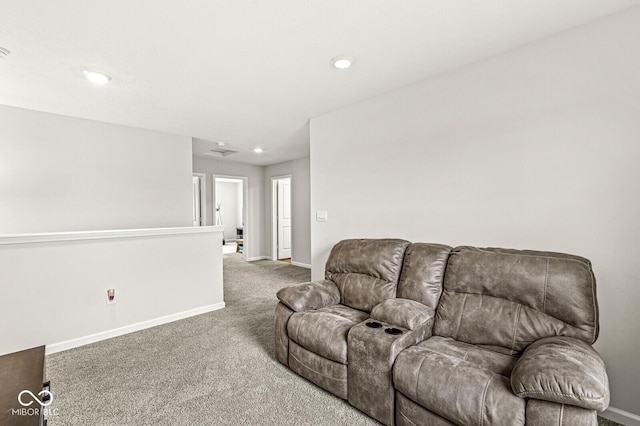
[348, 297, 438, 425]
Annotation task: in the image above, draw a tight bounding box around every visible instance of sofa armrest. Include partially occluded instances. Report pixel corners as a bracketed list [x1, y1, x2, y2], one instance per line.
[370, 298, 434, 331]
[510, 336, 609, 411]
[276, 280, 340, 312]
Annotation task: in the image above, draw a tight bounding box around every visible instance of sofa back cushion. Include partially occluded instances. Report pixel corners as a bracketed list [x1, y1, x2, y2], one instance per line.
[396, 243, 452, 309]
[433, 246, 599, 355]
[325, 238, 410, 312]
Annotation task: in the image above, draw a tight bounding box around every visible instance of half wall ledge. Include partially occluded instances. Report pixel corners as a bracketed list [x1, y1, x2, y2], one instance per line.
[0, 225, 225, 245]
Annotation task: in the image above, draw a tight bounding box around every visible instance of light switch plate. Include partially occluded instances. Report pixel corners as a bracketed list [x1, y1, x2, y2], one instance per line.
[316, 210, 328, 222]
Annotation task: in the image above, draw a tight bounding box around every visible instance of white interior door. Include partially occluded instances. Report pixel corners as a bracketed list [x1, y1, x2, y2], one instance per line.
[192, 175, 201, 226]
[277, 178, 292, 259]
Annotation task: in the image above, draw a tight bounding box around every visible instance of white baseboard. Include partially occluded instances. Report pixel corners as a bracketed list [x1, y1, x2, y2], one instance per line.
[45, 302, 226, 355]
[245, 256, 309, 268]
[247, 256, 270, 261]
[601, 406, 640, 426]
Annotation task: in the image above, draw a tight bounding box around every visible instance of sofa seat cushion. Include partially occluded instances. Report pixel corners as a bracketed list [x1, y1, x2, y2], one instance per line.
[394, 336, 525, 425]
[288, 304, 369, 364]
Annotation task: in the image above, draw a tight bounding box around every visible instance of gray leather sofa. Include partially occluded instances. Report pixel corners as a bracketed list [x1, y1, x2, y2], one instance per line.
[275, 239, 609, 425]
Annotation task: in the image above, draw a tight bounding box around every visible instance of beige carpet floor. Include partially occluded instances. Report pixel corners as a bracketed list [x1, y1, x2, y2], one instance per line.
[45, 253, 377, 425]
[45, 253, 620, 425]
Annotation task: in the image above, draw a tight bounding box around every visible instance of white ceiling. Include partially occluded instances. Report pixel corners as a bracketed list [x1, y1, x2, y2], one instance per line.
[1, 1, 638, 166]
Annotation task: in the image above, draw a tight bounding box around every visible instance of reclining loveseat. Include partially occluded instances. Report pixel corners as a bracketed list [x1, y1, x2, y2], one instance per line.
[275, 239, 609, 425]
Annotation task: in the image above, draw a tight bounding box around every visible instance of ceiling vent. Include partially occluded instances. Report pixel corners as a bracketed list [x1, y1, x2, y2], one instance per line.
[0, 47, 10, 59]
[203, 147, 239, 158]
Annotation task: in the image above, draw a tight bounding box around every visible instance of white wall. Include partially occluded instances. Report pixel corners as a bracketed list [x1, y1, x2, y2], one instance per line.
[193, 156, 266, 260]
[0, 105, 192, 233]
[265, 157, 311, 266]
[310, 8, 640, 418]
[0, 228, 224, 356]
[215, 180, 242, 241]
[0, 106, 224, 356]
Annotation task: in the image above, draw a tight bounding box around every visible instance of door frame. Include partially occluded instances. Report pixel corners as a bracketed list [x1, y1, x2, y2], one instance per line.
[213, 174, 249, 261]
[271, 174, 292, 261]
[193, 173, 206, 226]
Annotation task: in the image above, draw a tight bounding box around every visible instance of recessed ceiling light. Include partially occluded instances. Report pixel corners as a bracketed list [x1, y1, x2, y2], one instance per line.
[0, 47, 10, 59]
[330, 55, 355, 70]
[253, 148, 264, 154]
[217, 141, 227, 147]
[84, 70, 112, 85]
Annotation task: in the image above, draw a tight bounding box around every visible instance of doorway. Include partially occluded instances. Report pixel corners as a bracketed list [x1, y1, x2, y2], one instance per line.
[272, 175, 292, 262]
[214, 176, 247, 259]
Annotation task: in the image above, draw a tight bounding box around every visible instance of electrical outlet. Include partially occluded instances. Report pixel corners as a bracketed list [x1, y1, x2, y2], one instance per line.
[106, 289, 116, 306]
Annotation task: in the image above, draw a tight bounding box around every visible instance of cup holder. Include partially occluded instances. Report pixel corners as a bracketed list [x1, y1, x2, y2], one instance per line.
[384, 328, 403, 335]
[366, 321, 382, 328]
